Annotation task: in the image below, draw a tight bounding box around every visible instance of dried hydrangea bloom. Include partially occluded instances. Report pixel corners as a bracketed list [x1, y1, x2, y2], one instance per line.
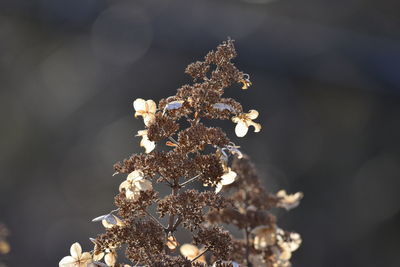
[59, 40, 301, 267]
[59, 243, 92, 267]
[276, 190, 304, 210]
[232, 110, 261, 137]
[136, 130, 156, 153]
[133, 98, 157, 126]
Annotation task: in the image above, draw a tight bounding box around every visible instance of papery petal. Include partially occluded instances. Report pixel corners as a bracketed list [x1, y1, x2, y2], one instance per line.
[180, 244, 199, 259]
[125, 189, 138, 200]
[59, 256, 77, 267]
[249, 121, 262, 133]
[235, 120, 249, 137]
[146, 100, 157, 113]
[105, 252, 117, 267]
[221, 170, 237, 185]
[127, 170, 143, 182]
[279, 243, 292, 261]
[247, 109, 259, 120]
[231, 116, 240, 123]
[143, 114, 156, 126]
[215, 183, 223, 193]
[136, 130, 148, 136]
[133, 98, 146, 112]
[140, 137, 155, 154]
[92, 252, 104, 261]
[70, 243, 82, 259]
[119, 181, 130, 192]
[135, 179, 152, 191]
[79, 252, 92, 265]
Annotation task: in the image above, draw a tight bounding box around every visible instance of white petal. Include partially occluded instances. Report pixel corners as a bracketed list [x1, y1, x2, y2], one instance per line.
[215, 183, 223, 193]
[143, 114, 156, 126]
[125, 189, 138, 200]
[70, 242, 82, 259]
[140, 137, 155, 154]
[235, 120, 249, 137]
[136, 130, 148, 136]
[133, 98, 146, 112]
[247, 109, 259, 120]
[127, 170, 143, 181]
[146, 100, 157, 113]
[221, 170, 237, 185]
[119, 180, 130, 192]
[59, 256, 77, 267]
[105, 252, 117, 267]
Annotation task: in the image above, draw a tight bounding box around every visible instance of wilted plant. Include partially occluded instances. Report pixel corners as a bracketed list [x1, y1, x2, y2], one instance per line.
[59, 40, 303, 267]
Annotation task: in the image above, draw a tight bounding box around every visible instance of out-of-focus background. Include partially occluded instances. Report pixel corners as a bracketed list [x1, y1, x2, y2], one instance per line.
[1, 0, 400, 266]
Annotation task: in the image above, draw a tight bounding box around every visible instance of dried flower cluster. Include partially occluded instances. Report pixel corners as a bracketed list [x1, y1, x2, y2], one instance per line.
[59, 40, 303, 267]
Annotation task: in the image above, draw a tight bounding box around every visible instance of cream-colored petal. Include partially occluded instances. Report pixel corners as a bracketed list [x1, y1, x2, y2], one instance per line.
[125, 189, 138, 200]
[59, 256, 77, 267]
[119, 180, 130, 192]
[143, 113, 156, 127]
[70, 243, 82, 259]
[249, 121, 262, 133]
[79, 252, 92, 265]
[133, 98, 146, 112]
[215, 183, 223, 193]
[235, 120, 249, 137]
[221, 169, 237, 185]
[247, 109, 259, 120]
[127, 170, 144, 182]
[104, 252, 117, 267]
[231, 116, 240, 123]
[140, 137, 155, 154]
[276, 190, 303, 210]
[279, 243, 292, 261]
[146, 100, 157, 113]
[166, 235, 178, 250]
[92, 251, 104, 261]
[180, 244, 199, 259]
[135, 179, 153, 191]
[136, 130, 148, 136]
[287, 232, 302, 252]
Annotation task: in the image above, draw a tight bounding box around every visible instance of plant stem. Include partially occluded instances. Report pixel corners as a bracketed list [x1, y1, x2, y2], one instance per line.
[144, 209, 166, 230]
[244, 227, 252, 267]
[191, 248, 209, 262]
[179, 174, 201, 187]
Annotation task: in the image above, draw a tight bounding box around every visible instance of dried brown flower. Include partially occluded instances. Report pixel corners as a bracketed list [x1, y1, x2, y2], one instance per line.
[59, 39, 302, 267]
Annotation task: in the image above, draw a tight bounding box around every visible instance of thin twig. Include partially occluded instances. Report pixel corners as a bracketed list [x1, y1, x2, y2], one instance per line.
[172, 216, 183, 231]
[144, 209, 166, 229]
[191, 248, 209, 262]
[168, 136, 178, 145]
[179, 174, 202, 187]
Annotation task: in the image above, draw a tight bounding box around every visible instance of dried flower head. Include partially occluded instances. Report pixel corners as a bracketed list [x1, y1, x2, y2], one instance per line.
[59, 39, 302, 267]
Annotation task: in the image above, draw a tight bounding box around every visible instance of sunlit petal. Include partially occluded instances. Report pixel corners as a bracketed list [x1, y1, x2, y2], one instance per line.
[247, 109, 259, 120]
[133, 98, 146, 112]
[235, 121, 249, 137]
[59, 256, 77, 267]
[70, 243, 82, 259]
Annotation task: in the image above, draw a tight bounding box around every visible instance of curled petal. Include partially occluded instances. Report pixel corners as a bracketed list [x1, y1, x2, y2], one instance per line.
[235, 120, 249, 137]
[139, 136, 155, 153]
[119, 180, 130, 192]
[249, 121, 262, 133]
[92, 251, 104, 261]
[215, 183, 223, 193]
[70, 242, 82, 259]
[125, 189, 139, 200]
[247, 109, 259, 120]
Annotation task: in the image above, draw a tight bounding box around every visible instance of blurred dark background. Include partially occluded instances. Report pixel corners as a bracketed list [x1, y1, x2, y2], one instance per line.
[1, 0, 400, 266]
